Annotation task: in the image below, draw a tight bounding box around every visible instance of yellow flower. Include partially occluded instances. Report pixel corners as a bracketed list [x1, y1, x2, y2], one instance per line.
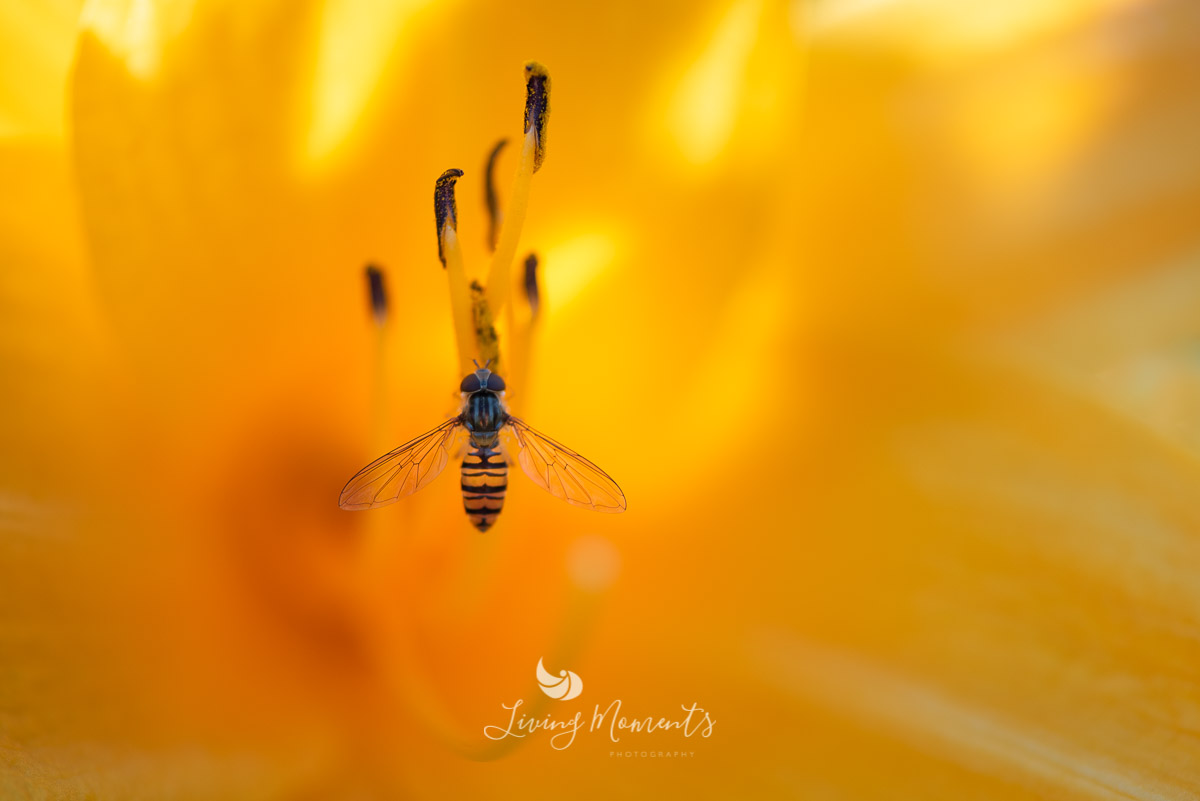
[4, 0, 1200, 798]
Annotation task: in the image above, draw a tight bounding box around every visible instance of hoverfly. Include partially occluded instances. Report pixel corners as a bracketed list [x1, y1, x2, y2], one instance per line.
[339, 362, 626, 529]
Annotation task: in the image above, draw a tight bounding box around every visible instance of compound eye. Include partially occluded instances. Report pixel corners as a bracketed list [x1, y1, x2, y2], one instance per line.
[487, 373, 506, 391]
[460, 373, 481, 392]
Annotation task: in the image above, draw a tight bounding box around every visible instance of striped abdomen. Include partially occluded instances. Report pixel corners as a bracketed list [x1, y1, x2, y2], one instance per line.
[461, 441, 507, 531]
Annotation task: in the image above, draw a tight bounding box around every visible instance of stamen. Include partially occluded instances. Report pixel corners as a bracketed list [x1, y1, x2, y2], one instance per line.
[364, 263, 388, 327]
[434, 169, 477, 376]
[485, 62, 552, 317]
[484, 138, 507, 252]
[523, 252, 540, 319]
[361, 263, 397, 548]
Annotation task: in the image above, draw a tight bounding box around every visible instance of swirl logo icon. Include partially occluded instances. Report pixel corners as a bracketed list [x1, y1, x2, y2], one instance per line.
[536, 658, 583, 700]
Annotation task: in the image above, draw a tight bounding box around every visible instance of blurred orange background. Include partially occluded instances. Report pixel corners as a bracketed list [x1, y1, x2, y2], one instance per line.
[4, 0, 1200, 797]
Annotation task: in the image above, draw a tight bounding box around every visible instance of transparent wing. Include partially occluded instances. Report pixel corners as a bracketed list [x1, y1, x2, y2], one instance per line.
[502, 416, 626, 512]
[339, 417, 466, 510]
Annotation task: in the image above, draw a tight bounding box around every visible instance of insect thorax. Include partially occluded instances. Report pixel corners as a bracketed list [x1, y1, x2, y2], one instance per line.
[464, 391, 506, 437]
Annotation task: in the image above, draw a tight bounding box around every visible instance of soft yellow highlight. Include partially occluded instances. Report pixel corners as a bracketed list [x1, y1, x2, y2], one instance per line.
[667, 0, 762, 165]
[80, 0, 194, 81]
[809, 0, 1140, 62]
[539, 231, 619, 311]
[683, 262, 789, 455]
[303, 0, 432, 168]
[951, 65, 1115, 201]
[0, 0, 82, 137]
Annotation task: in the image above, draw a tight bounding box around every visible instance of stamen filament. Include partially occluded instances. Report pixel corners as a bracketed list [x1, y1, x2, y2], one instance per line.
[441, 227, 477, 378]
[484, 138, 507, 252]
[486, 61, 550, 316]
[508, 252, 540, 399]
[485, 126, 535, 317]
[470, 281, 502, 375]
[359, 263, 406, 553]
[435, 169, 477, 376]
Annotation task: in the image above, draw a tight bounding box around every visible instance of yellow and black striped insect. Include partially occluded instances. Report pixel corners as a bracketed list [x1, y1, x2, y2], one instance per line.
[339, 362, 626, 530]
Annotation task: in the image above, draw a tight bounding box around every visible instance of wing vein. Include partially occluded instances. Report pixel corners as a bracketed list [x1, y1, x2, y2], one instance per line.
[502, 416, 626, 513]
[339, 417, 465, 510]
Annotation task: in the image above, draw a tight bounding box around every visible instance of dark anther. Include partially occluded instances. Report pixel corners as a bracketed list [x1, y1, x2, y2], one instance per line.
[484, 138, 508, 252]
[523, 252, 540, 318]
[434, 168, 465, 268]
[365, 263, 387, 326]
[523, 62, 550, 173]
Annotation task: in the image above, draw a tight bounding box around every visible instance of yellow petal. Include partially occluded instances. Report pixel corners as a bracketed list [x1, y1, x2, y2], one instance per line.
[0, 0, 82, 138]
